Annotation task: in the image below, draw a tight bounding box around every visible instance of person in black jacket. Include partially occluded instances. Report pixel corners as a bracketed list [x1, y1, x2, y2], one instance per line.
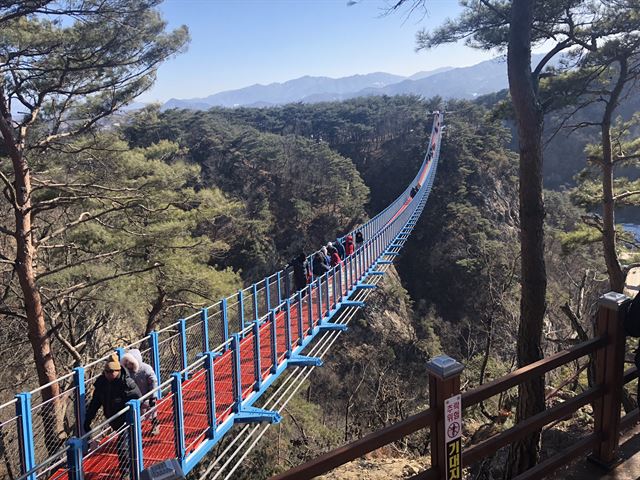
[355, 231, 364, 250]
[331, 240, 345, 260]
[84, 354, 141, 476]
[291, 252, 310, 293]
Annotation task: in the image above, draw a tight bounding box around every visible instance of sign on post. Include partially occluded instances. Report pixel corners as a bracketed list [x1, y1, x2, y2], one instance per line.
[444, 394, 462, 480]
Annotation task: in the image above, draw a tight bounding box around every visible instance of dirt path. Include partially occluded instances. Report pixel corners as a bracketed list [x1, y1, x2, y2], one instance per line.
[316, 457, 427, 480]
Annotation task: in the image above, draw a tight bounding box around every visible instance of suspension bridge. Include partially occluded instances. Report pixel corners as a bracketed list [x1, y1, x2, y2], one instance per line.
[0, 112, 444, 480]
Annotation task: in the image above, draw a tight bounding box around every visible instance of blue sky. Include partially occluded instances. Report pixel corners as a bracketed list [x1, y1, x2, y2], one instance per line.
[140, 0, 499, 102]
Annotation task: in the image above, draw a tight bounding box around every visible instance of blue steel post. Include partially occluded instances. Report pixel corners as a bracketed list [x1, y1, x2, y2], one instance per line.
[284, 269, 291, 300]
[238, 289, 246, 338]
[149, 331, 162, 399]
[16, 392, 35, 480]
[221, 298, 229, 351]
[364, 239, 368, 270]
[66, 437, 84, 480]
[316, 277, 323, 322]
[201, 307, 210, 353]
[203, 351, 217, 438]
[345, 257, 351, 291]
[269, 310, 278, 373]
[332, 263, 342, 308]
[297, 291, 304, 345]
[324, 273, 330, 314]
[276, 271, 283, 304]
[252, 321, 262, 391]
[306, 284, 313, 334]
[284, 300, 292, 357]
[231, 334, 242, 412]
[171, 373, 187, 467]
[252, 283, 259, 322]
[126, 400, 144, 480]
[351, 255, 356, 287]
[73, 366, 86, 437]
[351, 252, 360, 285]
[265, 277, 271, 312]
[178, 319, 188, 380]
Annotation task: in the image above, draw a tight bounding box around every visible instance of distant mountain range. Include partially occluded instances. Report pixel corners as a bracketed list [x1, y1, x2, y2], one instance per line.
[161, 55, 549, 111]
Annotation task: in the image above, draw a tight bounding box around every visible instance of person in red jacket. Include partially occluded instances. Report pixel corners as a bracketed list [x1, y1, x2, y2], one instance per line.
[329, 246, 342, 267]
[344, 235, 355, 256]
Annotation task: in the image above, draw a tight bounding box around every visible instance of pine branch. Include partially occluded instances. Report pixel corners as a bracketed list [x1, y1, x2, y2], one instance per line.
[613, 190, 640, 202]
[43, 262, 163, 304]
[37, 202, 140, 246]
[35, 249, 123, 280]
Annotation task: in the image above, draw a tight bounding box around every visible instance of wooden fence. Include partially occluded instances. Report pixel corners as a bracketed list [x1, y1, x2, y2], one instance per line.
[271, 292, 638, 480]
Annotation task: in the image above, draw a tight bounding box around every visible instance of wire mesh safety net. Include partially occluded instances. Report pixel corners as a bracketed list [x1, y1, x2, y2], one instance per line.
[82, 413, 132, 479]
[275, 308, 289, 363]
[181, 365, 209, 456]
[31, 384, 76, 465]
[239, 333, 256, 399]
[31, 448, 68, 480]
[184, 320, 205, 366]
[0, 402, 23, 480]
[213, 350, 234, 423]
[207, 308, 226, 351]
[141, 382, 175, 470]
[157, 331, 182, 384]
[255, 286, 267, 324]
[258, 321, 274, 380]
[267, 275, 280, 311]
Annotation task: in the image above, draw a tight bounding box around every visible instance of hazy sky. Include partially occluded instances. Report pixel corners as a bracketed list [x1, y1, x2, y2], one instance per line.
[139, 0, 501, 103]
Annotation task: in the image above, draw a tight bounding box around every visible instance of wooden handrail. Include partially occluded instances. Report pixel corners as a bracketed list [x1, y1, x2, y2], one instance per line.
[462, 336, 606, 408]
[463, 385, 603, 466]
[620, 408, 639, 431]
[274, 298, 627, 480]
[623, 366, 638, 385]
[512, 434, 599, 480]
[270, 409, 435, 480]
[409, 467, 439, 480]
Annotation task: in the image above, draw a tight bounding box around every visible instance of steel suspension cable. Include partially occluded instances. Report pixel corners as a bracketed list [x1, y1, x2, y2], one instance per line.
[201, 265, 391, 479]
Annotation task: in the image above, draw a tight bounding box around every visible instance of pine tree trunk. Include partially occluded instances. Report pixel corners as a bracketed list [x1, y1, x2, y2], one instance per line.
[504, 1, 547, 477]
[601, 121, 624, 292]
[0, 90, 62, 453]
[600, 57, 627, 293]
[14, 158, 64, 454]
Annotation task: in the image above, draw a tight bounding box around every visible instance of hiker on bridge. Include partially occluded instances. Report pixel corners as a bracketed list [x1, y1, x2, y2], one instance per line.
[328, 245, 342, 267]
[344, 235, 355, 256]
[121, 349, 160, 436]
[355, 231, 364, 250]
[84, 354, 141, 477]
[332, 239, 345, 260]
[312, 251, 331, 278]
[291, 252, 311, 293]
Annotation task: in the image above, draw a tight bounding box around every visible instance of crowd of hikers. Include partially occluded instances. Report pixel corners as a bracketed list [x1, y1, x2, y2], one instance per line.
[289, 231, 364, 294]
[288, 181, 423, 296]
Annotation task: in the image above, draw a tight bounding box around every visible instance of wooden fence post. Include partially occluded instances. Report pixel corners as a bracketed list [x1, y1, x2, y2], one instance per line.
[426, 355, 464, 479]
[590, 291, 630, 468]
